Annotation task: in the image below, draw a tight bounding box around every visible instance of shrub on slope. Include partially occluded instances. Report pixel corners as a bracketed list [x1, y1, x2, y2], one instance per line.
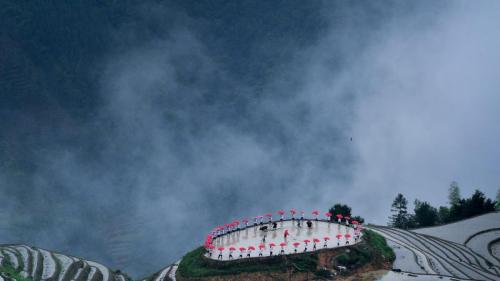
[334, 230, 395, 269]
[0, 262, 32, 281]
[363, 229, 396, 262]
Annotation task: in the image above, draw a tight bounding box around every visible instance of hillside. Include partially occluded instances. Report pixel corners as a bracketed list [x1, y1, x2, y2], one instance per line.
[0, 230, 393, 281]
[413, 212, 500, 245]
[145, 229, 394, 281]
[1, 214, 499, 280]
[0, 244, 131, 281]
[368, 212, 500, 280]
[413, 212, 500, 267]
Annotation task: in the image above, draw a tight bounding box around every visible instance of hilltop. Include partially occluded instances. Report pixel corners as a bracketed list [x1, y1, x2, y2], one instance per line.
[146, 229, 394, 281]
[2, 212, 499, 281]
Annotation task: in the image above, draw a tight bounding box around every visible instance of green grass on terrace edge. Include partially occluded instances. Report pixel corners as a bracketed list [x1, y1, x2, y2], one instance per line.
[0, 263, 33, 281]
[177, 247, 318, 278]
[334, 230, 395, 269]
[363, 229, 396, 262]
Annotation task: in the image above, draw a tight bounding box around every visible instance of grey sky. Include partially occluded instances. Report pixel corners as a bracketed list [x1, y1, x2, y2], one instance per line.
[0, 0, 499, 278]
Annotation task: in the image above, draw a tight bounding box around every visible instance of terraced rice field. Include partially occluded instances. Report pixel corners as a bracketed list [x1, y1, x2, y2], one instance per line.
[414, 212, 500, 245]
[465, 229, 500, 267]
[369, 223, 500, 281]
[414, 212, 500, 269]
[0, 244, 131, 281]
[145, 260, 179, 281]
[491, 241, 500, 262]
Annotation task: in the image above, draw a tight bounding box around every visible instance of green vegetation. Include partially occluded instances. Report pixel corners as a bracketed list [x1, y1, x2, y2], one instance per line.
[413, 200, 439, 227]
[448, 181, 461, 206]
[446, 188, 496, 222]
[0, 263, 32, 281]
[388, 194, 409, 228]
[389, 184, 498, 229]
[177, 230, 394, 278]
[328, 203, 365, 223]
[334, 230, 395, 269]
[362, 229, 395, 261]
[177, 246, 318, 278]
[496, 189, 500, 211]
[314, 268, 332, 278]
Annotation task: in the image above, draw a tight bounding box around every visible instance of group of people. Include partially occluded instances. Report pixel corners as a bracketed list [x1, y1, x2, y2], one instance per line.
[210, 235, 334, 260]
[258, 219, 314, 235]
[205, 209, 364, 261]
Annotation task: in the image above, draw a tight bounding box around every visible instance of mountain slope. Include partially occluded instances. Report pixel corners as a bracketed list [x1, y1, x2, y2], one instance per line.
[413, 212, 500, 267]
[145, 229, 394, 281]
[0, 244, 131, 281]
[369, 213, 500, 281]
[413, 212, 500, 244]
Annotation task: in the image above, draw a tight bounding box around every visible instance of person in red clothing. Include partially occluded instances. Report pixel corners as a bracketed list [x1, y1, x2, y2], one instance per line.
[284, 229, 289, 241]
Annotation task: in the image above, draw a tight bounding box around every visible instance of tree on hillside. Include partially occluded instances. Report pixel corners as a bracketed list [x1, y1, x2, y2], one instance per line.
[414, 200, 438, 227]
[407, 214, 418, 229]
[448, 190, 496, 221]
[495, 189, 500, 211]
[327, 204, 365, 223]
[350, 215, 365, 224]
[468, 190, 495, 216]
[438, 206, 450, 224]
[448, 181, 461, 206]
[328, 204, 352, 221]
[389, 194, 409, 229]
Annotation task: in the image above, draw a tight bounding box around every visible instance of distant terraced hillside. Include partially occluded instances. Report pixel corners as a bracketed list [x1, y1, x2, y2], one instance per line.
[413, 212, 500, 245]
[0, 244, 132, 281]
[369, 212, 500, 281]
[414, 212, 500, 266]
[142, 261, 179, 281]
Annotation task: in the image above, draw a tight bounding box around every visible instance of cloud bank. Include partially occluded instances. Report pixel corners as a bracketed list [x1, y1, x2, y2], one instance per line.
[1, 1, 499, 278]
